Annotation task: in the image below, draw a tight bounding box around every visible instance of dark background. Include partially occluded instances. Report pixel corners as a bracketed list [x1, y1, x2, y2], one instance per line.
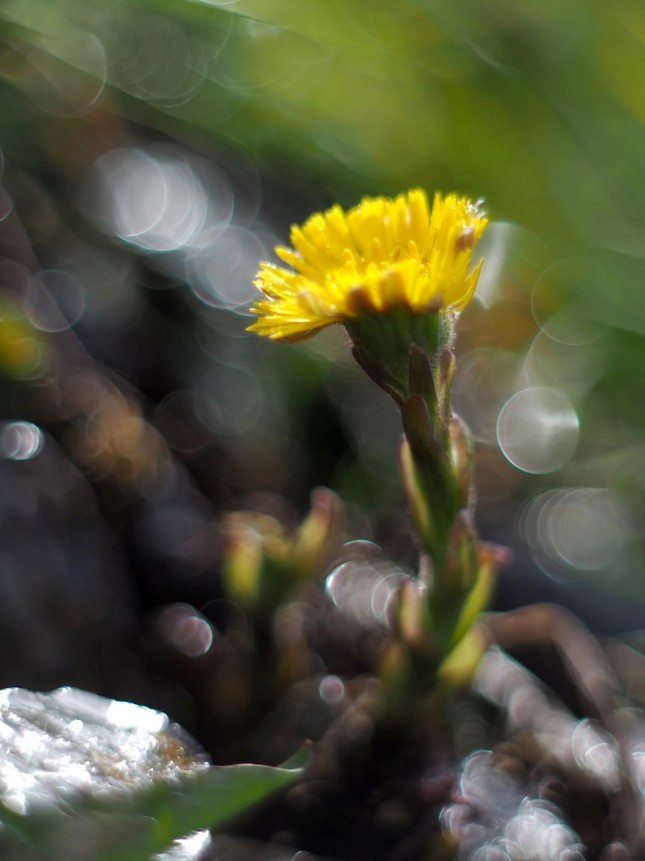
[0, 0, 644, 758]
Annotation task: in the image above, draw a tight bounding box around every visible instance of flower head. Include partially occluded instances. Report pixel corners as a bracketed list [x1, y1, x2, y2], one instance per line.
[247, 189, 488, 342]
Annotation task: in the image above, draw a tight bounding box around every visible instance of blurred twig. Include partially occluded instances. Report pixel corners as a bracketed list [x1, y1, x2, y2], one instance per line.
[481, 604, 645, 856]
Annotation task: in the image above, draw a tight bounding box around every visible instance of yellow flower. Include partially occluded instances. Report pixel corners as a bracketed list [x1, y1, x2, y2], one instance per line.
[247, 189, 488, 342]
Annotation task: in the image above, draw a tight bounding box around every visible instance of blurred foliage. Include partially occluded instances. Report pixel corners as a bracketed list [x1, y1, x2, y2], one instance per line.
[0, 0, 644, 855]
[2, 753, 304, 861]
[0, 0, 642, 592]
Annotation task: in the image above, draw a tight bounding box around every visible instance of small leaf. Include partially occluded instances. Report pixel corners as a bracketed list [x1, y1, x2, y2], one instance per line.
[450, 541, 510, 646]
[399, 437, 435, 553]
[88, 758, 306, 861]
[401, 394, 456, 562]
[401, 394, 449, 490]
[393, 576, 426, 649]
[292, 487, 342, 578]
[437, 626, 487, 688]
[407, 343, 436, 401]
[448, 414, 475, 511]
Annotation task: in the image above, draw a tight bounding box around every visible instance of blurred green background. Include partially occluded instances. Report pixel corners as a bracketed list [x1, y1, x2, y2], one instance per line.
[0, 0, 644, 736]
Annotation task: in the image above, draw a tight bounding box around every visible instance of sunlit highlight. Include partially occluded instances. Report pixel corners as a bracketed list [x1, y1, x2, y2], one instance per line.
[1, 422, 43, 460]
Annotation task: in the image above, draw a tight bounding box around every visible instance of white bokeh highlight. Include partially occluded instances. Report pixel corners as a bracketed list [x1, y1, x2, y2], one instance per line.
[496, 387, 579, 474]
